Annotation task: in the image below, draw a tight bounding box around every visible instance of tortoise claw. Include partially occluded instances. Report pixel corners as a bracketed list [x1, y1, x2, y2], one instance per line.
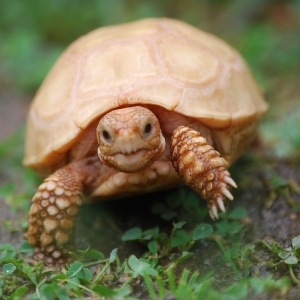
[210, 205, 219, 220]
[217, 198, 226, 212]
[224, 176, 237, 188]
[221, 188, 234, 201]
[209, 209, 215, 220]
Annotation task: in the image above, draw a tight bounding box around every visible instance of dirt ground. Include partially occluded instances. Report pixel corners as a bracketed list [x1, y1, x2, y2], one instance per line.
[0, 90, 30, 251]
[1, 89, 300, 299]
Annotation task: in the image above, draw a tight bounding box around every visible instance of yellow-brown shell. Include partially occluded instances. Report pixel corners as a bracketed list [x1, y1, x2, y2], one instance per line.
[24, 18, 268, 173]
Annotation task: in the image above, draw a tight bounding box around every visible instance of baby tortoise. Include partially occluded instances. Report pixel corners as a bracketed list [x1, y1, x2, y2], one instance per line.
[24, 18, 268, 265]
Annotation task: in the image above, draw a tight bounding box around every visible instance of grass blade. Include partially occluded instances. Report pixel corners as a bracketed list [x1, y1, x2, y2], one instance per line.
[142, 272, 157, 300]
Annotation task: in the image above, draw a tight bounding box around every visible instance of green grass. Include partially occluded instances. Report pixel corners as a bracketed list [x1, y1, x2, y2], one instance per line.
[0, 221, 292, 299]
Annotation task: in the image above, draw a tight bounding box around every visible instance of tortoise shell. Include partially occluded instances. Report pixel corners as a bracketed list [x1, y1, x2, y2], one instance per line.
[24, 18, 268, 174]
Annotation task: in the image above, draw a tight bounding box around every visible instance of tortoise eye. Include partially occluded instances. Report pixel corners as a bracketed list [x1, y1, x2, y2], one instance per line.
[145, 123, 152, 133]
[102, 130, 111, 141]
[143, 122, 153, 137]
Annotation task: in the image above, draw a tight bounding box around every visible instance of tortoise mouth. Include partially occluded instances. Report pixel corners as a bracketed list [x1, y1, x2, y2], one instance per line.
[114, 148, 147, 160]
[98, 146, 159, 173]
[112, 149, 156, 172]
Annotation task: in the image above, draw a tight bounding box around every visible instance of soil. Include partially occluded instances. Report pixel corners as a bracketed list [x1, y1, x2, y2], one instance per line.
[0, 90, 300, 299]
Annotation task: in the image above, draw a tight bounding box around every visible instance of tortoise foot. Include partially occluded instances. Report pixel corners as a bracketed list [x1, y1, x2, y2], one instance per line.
[170, 126, 237, 220]
[33, 244, 74, 267]
[27, 165, 84, 264]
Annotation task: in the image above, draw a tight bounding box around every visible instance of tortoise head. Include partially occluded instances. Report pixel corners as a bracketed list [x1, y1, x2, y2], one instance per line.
[96, 106, 165, 173]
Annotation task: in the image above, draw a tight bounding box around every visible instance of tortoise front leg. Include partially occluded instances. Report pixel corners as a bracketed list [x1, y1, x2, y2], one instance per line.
[170, 126, 237, 220]
[27, 159, 96, 265]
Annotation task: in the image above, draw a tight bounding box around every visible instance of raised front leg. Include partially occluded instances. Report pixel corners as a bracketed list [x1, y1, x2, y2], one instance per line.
[27, 159, 96, 265]
[170, 126, 237, 220]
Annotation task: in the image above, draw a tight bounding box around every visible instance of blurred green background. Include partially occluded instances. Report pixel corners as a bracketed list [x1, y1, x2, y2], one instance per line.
[0, 0, 300, 153]
[0, 1, 300, 294]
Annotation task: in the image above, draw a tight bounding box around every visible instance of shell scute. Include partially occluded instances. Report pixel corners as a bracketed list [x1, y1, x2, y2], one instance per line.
[77, 40, 159, 95]
[163, 18, 238, 64]
[174, 87, 231, 129]
[156, 35, 221, 85]
[68, 20, 165, 55]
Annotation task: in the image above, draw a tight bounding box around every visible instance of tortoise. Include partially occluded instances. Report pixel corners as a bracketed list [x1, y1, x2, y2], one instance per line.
[24, 18, 268, 264]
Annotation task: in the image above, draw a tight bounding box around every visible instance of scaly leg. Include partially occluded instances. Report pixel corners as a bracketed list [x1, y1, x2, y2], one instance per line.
[27, 158, 98, 265]
[170, 126, 237, 220]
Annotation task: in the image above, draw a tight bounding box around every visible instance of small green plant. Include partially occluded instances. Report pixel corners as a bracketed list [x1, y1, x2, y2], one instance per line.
[211, 207, 252, 280]
[122, 222, 213, 256]
[262, 236, 300, 285]
[143, 267, 290, 300]
[213, 207, 248, 238]
[265, 173, 300, 211]
[143, 268, 217, 300]
[0, 242, 134, 299]
[1, 241, 290, 299]
[151, 188, 208, 221]
[275, 237, 300, 265]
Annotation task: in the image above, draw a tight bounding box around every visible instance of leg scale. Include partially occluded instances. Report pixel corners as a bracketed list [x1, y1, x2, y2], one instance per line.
[170, 126, 237, 220]
[27, 165, 83, 266]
